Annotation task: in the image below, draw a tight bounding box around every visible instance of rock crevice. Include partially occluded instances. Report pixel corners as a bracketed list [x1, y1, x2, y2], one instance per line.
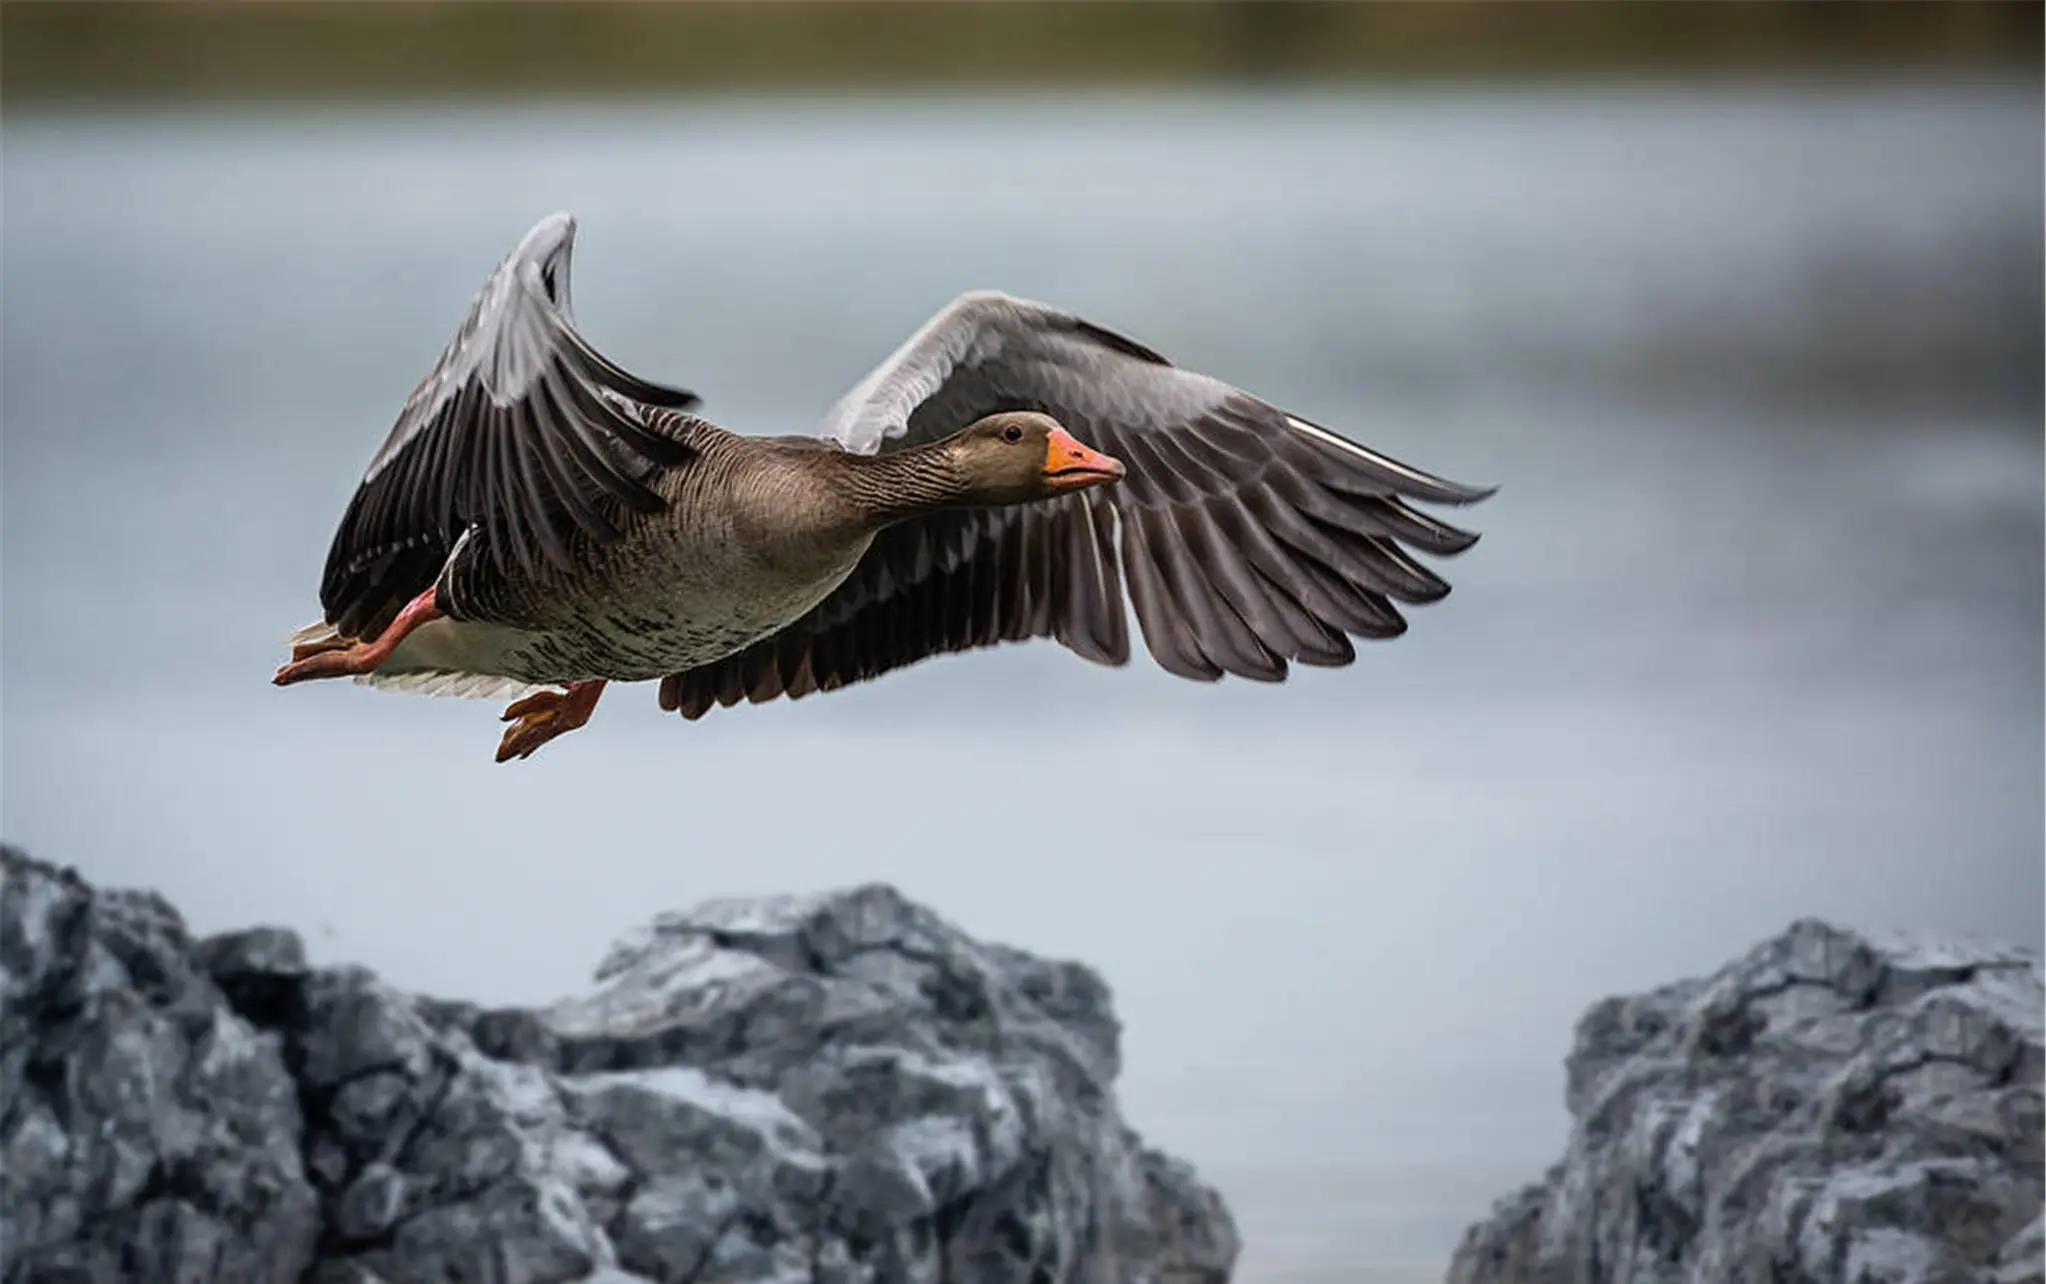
[0, 845, 1237, 1284]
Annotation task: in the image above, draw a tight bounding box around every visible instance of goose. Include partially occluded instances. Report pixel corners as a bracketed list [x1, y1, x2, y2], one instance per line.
[275, 212, 1495, 762]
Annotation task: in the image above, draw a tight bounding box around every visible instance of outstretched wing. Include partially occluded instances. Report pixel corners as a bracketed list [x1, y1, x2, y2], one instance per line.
[318, 211, 700, 639]
[657, 290, 1494, 719]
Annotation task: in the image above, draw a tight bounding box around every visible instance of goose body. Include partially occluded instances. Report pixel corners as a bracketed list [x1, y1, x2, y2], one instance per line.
[276, 212, 1496, 761]
[364, 424, 883, 687]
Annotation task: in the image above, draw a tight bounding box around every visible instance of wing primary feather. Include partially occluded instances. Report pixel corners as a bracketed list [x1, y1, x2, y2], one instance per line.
[493, 409, 545, 581]
[1105, 421, 1207, 507]
[943, 534, 976, 652]
[1292, 553, 1410, 639]
[1051, 497, 1119, 665]
[1284, 414, 1497, 505]
[548, 386, 664, 513]
[683, 680, 716, 720]
[433, 383, 478, 538]
[1087, 498, 1132, 666]
[1370, 496, 1482, 555]
[472, 401, 510, 578]
[1178, 501, 1318, 664]
[1166, 404, 1273, 475]
[545, 305, 701, 410]
[713, 657, 746, 709]
[1237, 486, 1404, 635]
[1021, 507, 1056, 638]
[971, 519, 1010, 647]
[1205, 493, 1355, 666]
[1007, 512, 1045, 641]
[528, 377, 625, 542]
[1145, 413, 1263, 502]
[1246, 483, 1399, 601]
[510, 416, 574, 572]
[1269, 466, 1476, 563]
[559, 378, 695, 479]
[785, 641, 821, 701]
[1151, 507, 1285, 681]
[1312, 519, 1452, 603]
[1119, 507, 1223, 681]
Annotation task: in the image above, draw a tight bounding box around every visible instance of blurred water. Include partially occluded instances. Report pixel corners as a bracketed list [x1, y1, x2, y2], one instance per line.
[3, 81, 2040, 1283]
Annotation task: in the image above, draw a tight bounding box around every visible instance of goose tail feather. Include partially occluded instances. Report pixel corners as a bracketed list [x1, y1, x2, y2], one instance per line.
[352, 670, 551, 701]
[285, 619, 348, 648]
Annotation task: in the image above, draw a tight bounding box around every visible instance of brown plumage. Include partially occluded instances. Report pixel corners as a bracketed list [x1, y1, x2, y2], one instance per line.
[275, 212, 1496, 762]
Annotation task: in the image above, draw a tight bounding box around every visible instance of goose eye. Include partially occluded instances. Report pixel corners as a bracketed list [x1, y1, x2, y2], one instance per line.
[1000, 424, 1024, 444]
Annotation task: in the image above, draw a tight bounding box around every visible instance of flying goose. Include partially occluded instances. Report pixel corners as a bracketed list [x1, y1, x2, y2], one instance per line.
[275, 212, 1495, 762]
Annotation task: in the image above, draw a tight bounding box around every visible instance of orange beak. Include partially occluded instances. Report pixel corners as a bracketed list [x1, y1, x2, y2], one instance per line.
[1042, 427, 1126, 493]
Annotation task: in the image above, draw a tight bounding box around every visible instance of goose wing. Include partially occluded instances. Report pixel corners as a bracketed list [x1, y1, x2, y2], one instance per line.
[658, 290, 1493, 718]
[318, 211, 699, 639]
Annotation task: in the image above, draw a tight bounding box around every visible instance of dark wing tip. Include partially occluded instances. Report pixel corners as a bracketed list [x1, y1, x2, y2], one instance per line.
[1418, 521, 1484, 557]
[1380, 470, 1497, 508]
[1280, 412, 1497, 508]
[1440, 480, 1500, 506]
[614, 375, 702, 412]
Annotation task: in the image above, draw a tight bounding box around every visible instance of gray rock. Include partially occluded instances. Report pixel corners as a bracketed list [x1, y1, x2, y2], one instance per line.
[1447, 918, 2044, 1284]
[0, 844, 321, 1284]
[1138, 1146, 1238, 1284]
[0, 846, 1236, 1283]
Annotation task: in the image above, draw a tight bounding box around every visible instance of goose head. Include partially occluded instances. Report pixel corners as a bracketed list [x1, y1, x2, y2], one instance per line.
[943, 412, 1126, 505]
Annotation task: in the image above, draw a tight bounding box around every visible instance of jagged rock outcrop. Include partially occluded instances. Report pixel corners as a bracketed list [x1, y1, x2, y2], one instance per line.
[1448, 918, 2043, 1284]
[0, 853, 321, 1284]
[0, 844, 1238, 1284]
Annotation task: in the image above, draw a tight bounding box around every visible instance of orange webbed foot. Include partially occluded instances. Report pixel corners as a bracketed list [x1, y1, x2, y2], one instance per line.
[494, 681, 607, 763]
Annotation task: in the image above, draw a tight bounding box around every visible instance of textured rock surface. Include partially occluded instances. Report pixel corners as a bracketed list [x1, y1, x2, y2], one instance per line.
[0, 844, 1237, 1283]
[1448, 918, 2044, 1284]
[0, 848, 322, 1284]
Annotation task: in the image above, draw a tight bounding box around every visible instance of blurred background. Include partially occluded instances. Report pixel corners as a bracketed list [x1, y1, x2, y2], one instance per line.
[3, 3, 2040, 1282]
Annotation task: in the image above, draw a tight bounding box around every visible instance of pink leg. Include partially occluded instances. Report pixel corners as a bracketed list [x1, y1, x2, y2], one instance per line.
[495, 680, 607, 763]
[273, 588, 444, 687]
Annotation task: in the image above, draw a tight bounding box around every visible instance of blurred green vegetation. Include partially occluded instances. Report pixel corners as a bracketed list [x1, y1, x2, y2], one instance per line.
[2, 0, 2038, 106]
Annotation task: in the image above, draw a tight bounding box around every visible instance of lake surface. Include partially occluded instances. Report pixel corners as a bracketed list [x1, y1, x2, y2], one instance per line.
[3, 80, 2040, 1283]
